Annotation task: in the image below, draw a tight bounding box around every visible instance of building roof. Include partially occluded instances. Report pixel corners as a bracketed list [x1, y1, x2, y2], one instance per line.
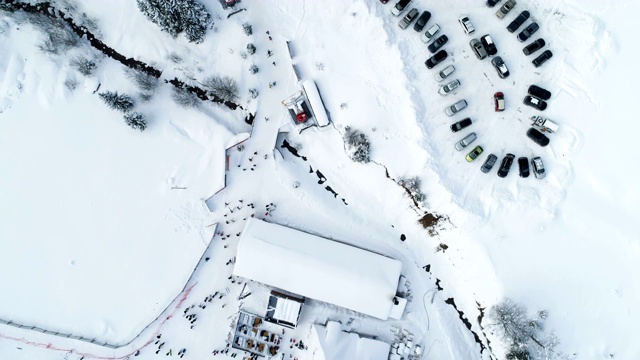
[272, 297, 302, 325]
[232, 218, 402, 320]
[312, 321, 390, 360]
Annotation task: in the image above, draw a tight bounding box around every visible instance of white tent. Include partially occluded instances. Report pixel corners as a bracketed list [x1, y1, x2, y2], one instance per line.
[311, 321, 390, 360]
[232, 218, 402, 320]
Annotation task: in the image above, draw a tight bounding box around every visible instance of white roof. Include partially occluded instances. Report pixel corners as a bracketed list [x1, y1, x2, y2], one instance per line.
[272, 297, 302, 325]
[233, 218, 402, 320]
[302, 80, 330, 126]
[312, 321, 390, 360]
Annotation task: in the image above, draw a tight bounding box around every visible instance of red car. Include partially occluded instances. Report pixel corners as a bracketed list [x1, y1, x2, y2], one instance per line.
[494, 92, 505, 111]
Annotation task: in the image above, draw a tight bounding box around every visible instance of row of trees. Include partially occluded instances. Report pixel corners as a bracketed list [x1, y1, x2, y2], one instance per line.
[98, 91, 147, 131]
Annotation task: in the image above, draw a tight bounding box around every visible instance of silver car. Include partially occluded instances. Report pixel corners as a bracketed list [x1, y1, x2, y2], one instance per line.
[421, 24, 441, 43]
[399, 8, 419, 29]
[435, 65, 455, 82]
[445, 99, 468, 116]
[439, 79, 461, 96]
[531, 157, 546, 179]
[470, 39, 488, 60]
[455, 132, 477, 151]
[496, 0, 516, 19]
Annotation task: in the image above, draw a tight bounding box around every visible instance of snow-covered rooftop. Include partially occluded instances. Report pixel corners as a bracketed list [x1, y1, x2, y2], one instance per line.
[232, 218, 402, 320]
[312, 321, 390, 360]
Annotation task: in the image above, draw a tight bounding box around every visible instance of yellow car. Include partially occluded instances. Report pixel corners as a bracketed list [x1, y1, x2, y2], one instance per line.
[465, 146, 483, 162]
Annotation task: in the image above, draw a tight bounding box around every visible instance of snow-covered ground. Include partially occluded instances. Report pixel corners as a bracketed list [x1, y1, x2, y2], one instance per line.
[1, 0, 639, 359]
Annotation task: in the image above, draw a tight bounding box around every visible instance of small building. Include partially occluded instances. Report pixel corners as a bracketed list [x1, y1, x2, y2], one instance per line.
[311, 321, 391, 360]
[265, 290, 304, 329]
[231, 311, 282, 357]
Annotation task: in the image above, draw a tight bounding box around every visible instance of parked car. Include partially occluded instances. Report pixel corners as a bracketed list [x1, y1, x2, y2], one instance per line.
[528, 85, 551, 100]
[491, 56, 510, 78]
[523, 38, 545, 56]
[425, 50, 448, 69]
[399, 8, 419, 29]
[526, 127, 550, 147]
[494, 92, 505, 111]
[497, 153, 515, 178]
[421, 24, 441, 43]
[470, 38, 488, 60]
[496, 0, 516, 19]
[455, 132, 477, 151]
[480, 34, 498, 56]
[481, 154, 498, 173]
[523, 95, 547, 110]
[413, 11, 431, 32]
[428, 35, 449, 53]
[531, 156, 546, 179]
[507, 11, 530, 32]
[531, 115, 559, 133]
[532, 50, 553, 67]
[487, 0, 502, 8]
[458, 15, 475, 35]
[450, 117, 472, 132]
[391, 0, 411, 16]
[466, 146, 484, 162]
[435, 65, 455, 82]
[445, 99, 468, 116]
[439, 79, 461, 96]
[518, 157, 530, 178]
[517, 22, 539, 42]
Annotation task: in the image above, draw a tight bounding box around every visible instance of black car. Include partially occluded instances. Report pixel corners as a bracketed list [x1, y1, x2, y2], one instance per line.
[428, 35, 449, 53]
[450, 117, 472, 132]
[497, 153, 515, 178]
[413, 11, 431, 32]
[526, 128, 550, 147]
[517, 22, 539, 42]
[425, 50, 448, 69]
[523, 95, 547, 110]
[487, 0, 502, 7]
[507, 11, 530, 33]
[491, 56, 510, 78]
[532, 50, 553, 67]
[480, 34, 498, 56]
[523, 38, 545, 56]
[518, 157, 530, 178]
[481, 154, 498, 173]
[528, 85, 551, 100]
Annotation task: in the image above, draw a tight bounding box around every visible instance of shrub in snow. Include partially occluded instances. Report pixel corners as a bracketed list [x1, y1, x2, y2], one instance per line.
[168, 52, 182, 64]
[126, 69, 159, 99]
[203, 75, 238, 102]
[136, 0, 212, 43]
[64, 77, 78, 91]
[124, 112, 147, 131]
[171, 87, 199, 108]
[70, 56, 97, 76]
[98, 91, 134, 113]
[343, 126, 370, 163]
[246, 43, 256, 55]
[398, 176, 426, 204]
[26, 14, 79, 54]
[242, 22, 252, 36]
[248, 88, 259, 99]
[249, 64, 259, 74]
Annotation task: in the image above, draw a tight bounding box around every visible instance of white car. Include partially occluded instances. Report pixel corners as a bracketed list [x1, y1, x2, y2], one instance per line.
[439, 79, 461, 96]
[458, 15, 475, 35]
[421, 24, 441, 43]
[435, 65, 455, 82]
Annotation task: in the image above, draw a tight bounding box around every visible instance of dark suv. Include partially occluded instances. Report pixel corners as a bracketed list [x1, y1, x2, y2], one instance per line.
[450, 118, 472, 132]
[507, 11, 530, 33]
[518, 157, 530, 178]
[428, 35, 449, 53]
[517, 22, 539, 42]
[425, 50, 448, 69]
[526, 128, 550, 147]
[413, 11, 431, 32]
[523, 38, 545, 56]
[528, 85, 551, 100]
[532, 50, 553, 67]
[480, 34, 498, 56]
[523, 95, 547, 110]
[497, 153, 515, 178]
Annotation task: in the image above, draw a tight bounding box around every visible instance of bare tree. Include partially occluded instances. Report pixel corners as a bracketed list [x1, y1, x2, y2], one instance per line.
[171, 87, 199, 108]
[202, 75, 238, 102]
